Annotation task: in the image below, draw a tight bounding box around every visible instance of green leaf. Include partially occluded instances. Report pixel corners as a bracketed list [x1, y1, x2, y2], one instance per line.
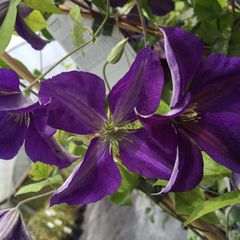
[23, 0, 62, 13]
[201, 152, 230, 185]
[16, 175, 63, 196]
[69, 6, 87, 47]
[193, 0, 224, 21]
[0, 0, 21, 54]
[175, 187, 219, 224]
[24, 10, 48, 32]
[184, 191, 240, 226]
[109, 162, 140, 206]
[28, 162, 53, 181]
[107, 38, 128, 64]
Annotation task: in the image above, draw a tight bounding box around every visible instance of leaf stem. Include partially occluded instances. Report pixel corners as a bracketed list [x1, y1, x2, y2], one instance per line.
[0, 51, 36, 86]
[16, 190, 55, 208]
[135, 0, 147, 46]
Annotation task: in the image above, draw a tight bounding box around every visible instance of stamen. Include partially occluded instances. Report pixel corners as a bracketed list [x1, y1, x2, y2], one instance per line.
[179, 103, 201, 122]
[7, 113, 31, 126]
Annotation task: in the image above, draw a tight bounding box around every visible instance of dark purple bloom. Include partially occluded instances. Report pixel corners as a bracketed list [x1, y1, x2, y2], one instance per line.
[0, 68, 76, 169]
[0, 208, 31, 240]
[110, 0, 174, 16]
[138, 27, 240, 193]
[0, 1, 48, 50]
[39, 46, 170, 205]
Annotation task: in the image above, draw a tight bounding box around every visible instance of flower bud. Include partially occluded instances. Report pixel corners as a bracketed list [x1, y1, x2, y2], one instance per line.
[107, 38, 128, 64]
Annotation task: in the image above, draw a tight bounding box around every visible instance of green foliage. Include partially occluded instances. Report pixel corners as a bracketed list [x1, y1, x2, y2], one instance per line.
[174, 187, 219, 224]
[23, 0, 62, 13]
[201, 152, 230, 185]
[15, 175, 63, 196]
[184, 191, 240, 226]
[28, 162, 53, 181]
[0, 0, 21, 54]
[24, 10, 48, 32]
[109, 162, 140, 206]
[69, 5, 87, 47]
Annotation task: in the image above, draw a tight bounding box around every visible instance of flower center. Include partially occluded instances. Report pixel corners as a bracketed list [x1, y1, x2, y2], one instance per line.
[179, 104, 201, 122]
[7, 112, 30, 126]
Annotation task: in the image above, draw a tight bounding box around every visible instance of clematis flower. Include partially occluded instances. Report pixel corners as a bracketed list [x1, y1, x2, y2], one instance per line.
[0, 0, 48, 50]
[0, 208, 31, 240]
[138, 27, 240, 193]
[0, 68, 76, 169]
[39, 46, 174, 205]
[110, 0, 174, 16]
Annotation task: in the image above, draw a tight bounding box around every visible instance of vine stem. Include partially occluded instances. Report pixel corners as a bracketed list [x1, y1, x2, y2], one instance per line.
[103, 62, 111, 92]
[0, 52, 37, 87]
[135, 0, 148, 46]
[137, 180, 227, 240]
[25, 0, 110, 91]
[16, 190, 55, 208]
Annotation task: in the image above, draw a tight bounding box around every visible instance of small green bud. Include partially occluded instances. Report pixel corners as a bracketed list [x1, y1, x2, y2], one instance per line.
[107, 38, 129, 64]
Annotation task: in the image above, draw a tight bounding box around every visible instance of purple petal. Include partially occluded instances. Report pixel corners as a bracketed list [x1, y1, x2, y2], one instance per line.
[232, 173, 240, 190]
[39, 71, 107, 135]
[159, 27, 203, 107]
[25, 117, 77, 169]
[0, 208, 31, 240]
[183, 112, 240, 173]
[109, 46, 164, 125]
[137, 93, 191, 120]
[161, 129, 203, 193]
[148, 0, 174, 16]
[191, 54, 240, 93]
[50, 137, 121, 205]
[109, 0, 127, 7]
[0, 93, 49, 112]
[0, 111, 27, 160]
[19, 4, 33, 18]
[191, 54, 240, 113]
[0, 69, 20, 92]
[119, 129, 173, 179]
[15, 12, 48, 50]
[0, 1, 9, 25]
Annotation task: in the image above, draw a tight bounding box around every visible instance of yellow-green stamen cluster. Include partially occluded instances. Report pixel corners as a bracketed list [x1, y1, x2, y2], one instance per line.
[179, 104, 201, 122]
[7, 112, 31, 126]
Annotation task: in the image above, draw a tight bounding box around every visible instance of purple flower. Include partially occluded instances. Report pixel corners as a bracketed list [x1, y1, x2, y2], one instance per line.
[39, 46, 171, 205]
[0, 208, 31, 240]
[110, 0, 174, 16]
[138, 27, 240, 193]
[0, 68, 76, 169]
[0, 1, 48, 50]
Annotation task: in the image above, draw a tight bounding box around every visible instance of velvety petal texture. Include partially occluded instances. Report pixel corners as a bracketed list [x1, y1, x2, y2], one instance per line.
[39, 71, 107, 135]
[191, 54, 240, 114]
[159, 27, 203, 107]
[183, 112, 240, 173]
[109, 46, 164, 125]
[0, 112, 27, 159]
[109, 0, 127, 7]
[0, 208, 31, 240]
[15, 10, 48, 50]
[148, 0, 174, 16]
[119, 129, 173, 180]
[161, 129, 203, 193]
[50, 138, 121, 205]
[25, 118, 77, 169]
[0, 69, 20, 92]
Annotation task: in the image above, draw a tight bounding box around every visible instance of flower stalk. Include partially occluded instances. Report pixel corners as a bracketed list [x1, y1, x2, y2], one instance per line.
[135, 0, 148, 46]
